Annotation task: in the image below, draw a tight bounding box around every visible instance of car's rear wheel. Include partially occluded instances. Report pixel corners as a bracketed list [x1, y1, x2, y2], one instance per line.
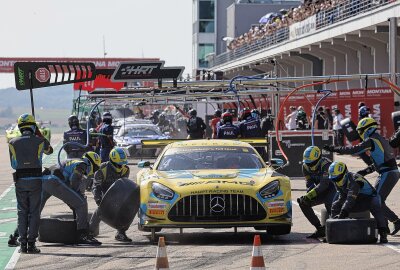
[266, 224, 291, 235]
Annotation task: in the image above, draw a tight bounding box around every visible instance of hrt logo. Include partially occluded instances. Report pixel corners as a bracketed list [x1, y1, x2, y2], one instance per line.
[121, 65, 158, 75]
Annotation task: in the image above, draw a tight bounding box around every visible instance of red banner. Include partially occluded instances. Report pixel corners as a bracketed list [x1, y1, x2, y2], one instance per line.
[73, 69, 123, 92]
[0, 57, 159, 73]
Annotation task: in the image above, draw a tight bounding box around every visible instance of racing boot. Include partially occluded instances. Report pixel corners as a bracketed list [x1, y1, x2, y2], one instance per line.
[27, 242, 40, 254]
[8, 234, 20, 247]
[306, 226, 325, 239]
[379, 228, 388, 244]
[391, 219, 400, 235]
[115, 231, 132, 242]
[77, 230, 102, 246]
[19, 243, 27, 254]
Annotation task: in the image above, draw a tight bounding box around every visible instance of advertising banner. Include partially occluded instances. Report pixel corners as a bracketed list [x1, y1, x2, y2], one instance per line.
[289, 15, 316, 40]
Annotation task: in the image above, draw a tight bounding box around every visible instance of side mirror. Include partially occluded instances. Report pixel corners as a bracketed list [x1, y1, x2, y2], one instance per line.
[138, 161, 151, 168]
[268, 158, 284, 169]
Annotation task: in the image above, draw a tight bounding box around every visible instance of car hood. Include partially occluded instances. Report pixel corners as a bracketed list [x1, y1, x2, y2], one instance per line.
[147, 169, 281, 192]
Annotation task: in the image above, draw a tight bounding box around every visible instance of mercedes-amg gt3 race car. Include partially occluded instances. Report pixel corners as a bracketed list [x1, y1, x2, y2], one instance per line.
[136, 139, 292, 239]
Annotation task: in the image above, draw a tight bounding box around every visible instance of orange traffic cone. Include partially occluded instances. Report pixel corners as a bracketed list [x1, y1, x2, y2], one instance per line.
[155, 237, 169, 270]
[250, 235, 265, 270]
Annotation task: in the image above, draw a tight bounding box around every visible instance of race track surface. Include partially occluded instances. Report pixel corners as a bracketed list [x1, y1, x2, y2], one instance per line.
[1, 135, 400, 269]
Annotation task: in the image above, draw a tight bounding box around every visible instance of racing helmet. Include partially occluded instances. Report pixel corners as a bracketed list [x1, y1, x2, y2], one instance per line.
[328, 161, 348, 187]
[358, 106, 370, 119]
[214, 109, 222, 118]
[109, 147, 128, 170]
[82, 151, 101, 176]
[189, 109, 197, 117]
[152, 110, 161, 117]
[240, 108, 252, 120]
[356, 117, 378, 140]
[68, 115, 80, 129]
[17, 113, 36, 133]
[222, 112, 233, 124]
[302, 146, 321, 167]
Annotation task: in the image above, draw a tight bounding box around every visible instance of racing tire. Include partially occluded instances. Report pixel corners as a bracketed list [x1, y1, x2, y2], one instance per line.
[321, 209, 369, 226]
[326, 218, 378, 244]
[266, 224, 291, 235]
[39, 217, 77, 244]
[48, 213, 100, 237]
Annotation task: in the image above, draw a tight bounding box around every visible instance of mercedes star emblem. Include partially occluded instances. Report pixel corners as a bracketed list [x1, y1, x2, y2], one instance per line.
[210, 196, 225, 213]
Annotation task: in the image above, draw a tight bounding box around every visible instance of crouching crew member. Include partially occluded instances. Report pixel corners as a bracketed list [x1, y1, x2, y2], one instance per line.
[324, 118, 400, 235]
[217, 112, 239, 139]
[89, 147, 132, 242]
[328, 161, 388, 243]
[41, 152, 102, 245]
[8, 114, 53, 253]
[298, 146, 336, 238]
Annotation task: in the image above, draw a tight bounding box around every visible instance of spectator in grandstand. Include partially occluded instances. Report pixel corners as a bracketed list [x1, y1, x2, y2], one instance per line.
[286, 106, 298, 130]
[332, 108, 344, 147]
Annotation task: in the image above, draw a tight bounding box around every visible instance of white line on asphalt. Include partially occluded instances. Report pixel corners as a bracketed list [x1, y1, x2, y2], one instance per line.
[0, 232, 6, 237]
[0, 218, 17, 224]
[383, 244, 400, 254]
[4, 248, 20, 270]
[0, 186, 13, 201]
[291, 200, 321, 217]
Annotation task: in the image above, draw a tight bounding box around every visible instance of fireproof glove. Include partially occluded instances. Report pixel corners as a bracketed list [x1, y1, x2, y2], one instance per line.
[297, 196, 312, 207]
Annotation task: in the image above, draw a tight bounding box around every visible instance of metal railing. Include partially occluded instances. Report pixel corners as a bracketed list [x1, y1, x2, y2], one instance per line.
[213, 0, 396, 67]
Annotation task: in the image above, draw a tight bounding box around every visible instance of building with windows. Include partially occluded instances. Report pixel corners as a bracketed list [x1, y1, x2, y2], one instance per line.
[192, 0, 299, 76]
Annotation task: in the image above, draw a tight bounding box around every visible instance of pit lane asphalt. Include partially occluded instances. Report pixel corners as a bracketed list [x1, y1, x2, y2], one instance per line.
[1, 136, 400, 269]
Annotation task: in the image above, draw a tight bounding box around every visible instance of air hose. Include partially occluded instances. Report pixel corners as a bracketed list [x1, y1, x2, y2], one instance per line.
[311, 90, 332, 146]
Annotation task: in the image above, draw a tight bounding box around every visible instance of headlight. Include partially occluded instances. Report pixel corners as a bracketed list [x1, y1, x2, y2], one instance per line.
[152, 183, 175, 200]
[259, 180, 280, 199]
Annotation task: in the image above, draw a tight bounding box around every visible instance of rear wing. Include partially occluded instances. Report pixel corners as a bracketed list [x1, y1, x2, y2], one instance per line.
[140, 138, 269, 149]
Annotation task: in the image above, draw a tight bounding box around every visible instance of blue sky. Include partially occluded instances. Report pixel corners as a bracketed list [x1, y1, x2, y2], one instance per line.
[0, 0, 192, 88]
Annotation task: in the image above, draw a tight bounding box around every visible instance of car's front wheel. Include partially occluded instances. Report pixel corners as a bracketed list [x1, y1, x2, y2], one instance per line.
[266, 224, 291, 235]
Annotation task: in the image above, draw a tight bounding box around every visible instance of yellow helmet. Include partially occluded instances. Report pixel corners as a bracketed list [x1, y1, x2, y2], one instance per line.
[303, 146, 321, 166]
[328, 161, 348, 187]
[82, 151, 101, 176]
[109, 147, 128, 166]
[17, 113, 36, 132]
[356, 117, 377, 140]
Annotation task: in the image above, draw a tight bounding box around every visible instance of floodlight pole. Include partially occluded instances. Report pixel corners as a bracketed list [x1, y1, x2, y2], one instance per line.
[28, 70, 35, 117]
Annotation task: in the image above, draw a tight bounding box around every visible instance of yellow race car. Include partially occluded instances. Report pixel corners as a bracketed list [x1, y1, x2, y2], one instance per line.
[5, 122, 51, 143]
[137, 139, 292, 240]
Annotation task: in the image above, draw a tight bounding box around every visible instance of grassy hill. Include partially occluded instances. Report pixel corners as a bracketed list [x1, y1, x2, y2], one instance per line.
[0, 85, 74, 132]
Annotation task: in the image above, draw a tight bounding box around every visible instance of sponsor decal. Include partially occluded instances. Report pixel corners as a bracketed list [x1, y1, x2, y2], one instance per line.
[17, 67, 25, 87]
[35, 67, 50, 83]
[190, 190, 244, 195]
[267, 200, 285, 208]
[268, 207, 286, 215]
[179, 180, 255, 186]
[289, 15, 316, 40]
[148, 203, 167, 209]
[149, 209, 165, 215]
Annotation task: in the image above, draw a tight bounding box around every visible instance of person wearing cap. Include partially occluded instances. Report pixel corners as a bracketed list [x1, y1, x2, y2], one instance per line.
[63, 115, 88, 158]
[210, 109, 222, 139]
[186, 109, 206, 139]
[8, 113, 53, 253]
[98, 112, 114, 162]
[328, 161, 388, 243]
[298, 146, 335, 238]
[217, 112, 239, 139]
[324, 117, 400, 235]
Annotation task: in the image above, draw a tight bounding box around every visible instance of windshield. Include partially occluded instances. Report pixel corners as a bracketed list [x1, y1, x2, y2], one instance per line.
[121, 127, 161, 137]
[157, 146, 265, 171]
